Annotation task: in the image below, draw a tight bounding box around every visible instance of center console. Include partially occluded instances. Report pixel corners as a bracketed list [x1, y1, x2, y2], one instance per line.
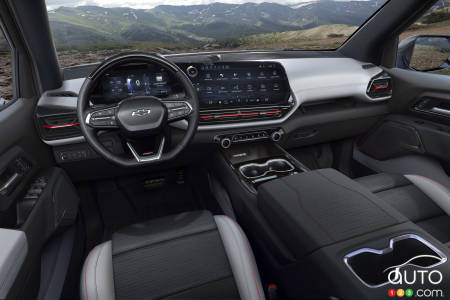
[256, 169, 450, 299]
[212, 144, 450, 300]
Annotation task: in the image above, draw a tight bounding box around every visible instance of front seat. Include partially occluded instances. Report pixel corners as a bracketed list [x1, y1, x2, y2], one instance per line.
[356, 173, 450, 243]
[81, 211, 265, 300]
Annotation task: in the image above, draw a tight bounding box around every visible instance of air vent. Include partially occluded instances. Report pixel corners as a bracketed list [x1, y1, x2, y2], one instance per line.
[199, 107, 288, 124]
[48, 91, 78, 97]
[366, 73, 392, 100]
[39, 114, 81, 140]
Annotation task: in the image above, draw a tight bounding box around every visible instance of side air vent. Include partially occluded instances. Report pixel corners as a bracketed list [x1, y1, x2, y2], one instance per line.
[39, 114, 81, 140]
[47, 91, 78, 97]
[366, 72, 392, 100]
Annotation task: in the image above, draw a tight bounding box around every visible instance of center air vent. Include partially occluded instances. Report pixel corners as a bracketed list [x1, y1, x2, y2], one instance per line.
[39, 114, 81, 140]
[366, 72, 392, 100]
[199, 106, 288, 124]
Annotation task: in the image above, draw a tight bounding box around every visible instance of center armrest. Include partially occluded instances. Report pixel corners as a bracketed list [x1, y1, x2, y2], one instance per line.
[257, 168, 407, 259]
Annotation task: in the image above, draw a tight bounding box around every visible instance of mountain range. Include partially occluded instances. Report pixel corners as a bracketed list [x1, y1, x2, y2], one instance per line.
[46, 0, 444, 47]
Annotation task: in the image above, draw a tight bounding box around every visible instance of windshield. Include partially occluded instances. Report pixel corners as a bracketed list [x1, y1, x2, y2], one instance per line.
[46, 0, 388, 67]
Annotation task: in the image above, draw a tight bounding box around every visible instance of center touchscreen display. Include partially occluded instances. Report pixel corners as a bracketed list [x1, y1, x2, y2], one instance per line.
[178, 62, 291, 110]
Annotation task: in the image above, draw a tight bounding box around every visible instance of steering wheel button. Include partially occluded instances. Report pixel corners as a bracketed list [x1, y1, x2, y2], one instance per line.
[103, 108, 115, 116]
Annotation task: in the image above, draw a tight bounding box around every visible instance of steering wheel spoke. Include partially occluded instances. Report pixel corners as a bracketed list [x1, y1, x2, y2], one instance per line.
[126, 136, 165, 163]
[85, 105, 119, 129]
[163, 100, 193, 122]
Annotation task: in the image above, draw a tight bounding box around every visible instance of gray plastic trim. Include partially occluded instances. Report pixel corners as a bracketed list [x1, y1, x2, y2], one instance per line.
[214, 215, 266, 300]
[0, 229, 28, 300]
[42, 136, 85, 146]
[405, 174, 450, 216]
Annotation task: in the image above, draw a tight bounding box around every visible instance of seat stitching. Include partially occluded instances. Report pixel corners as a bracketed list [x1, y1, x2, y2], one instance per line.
[280, 178, 336, 242]
[315, 170, 399, 223]
[84, 245, 99, 300]
[225, 216, 263, 300]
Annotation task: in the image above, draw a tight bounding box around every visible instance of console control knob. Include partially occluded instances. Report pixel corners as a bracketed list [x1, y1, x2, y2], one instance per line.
[221, 137, 231, 149]
[271, 130, 283, 142]
[186, 66, 198, 78]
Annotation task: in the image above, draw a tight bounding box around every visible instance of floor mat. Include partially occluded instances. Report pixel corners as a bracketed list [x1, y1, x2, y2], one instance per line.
[95, 170, 202, 239]
[118, 176, 201, 220]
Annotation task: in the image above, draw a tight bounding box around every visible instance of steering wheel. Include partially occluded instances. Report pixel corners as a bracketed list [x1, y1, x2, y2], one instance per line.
[77, 53, 199, 167]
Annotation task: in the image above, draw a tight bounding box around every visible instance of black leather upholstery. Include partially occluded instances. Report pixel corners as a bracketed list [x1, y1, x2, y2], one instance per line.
[356, 173, 450, 243]
[257, 169, 406, 259]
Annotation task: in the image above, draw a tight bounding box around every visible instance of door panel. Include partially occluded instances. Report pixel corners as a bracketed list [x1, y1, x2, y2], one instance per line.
[388, 68, 450, 125]
[358, 68, 450, 168]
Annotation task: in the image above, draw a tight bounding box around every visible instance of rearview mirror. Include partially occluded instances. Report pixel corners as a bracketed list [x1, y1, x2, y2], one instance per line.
[397, 35, 450, 73]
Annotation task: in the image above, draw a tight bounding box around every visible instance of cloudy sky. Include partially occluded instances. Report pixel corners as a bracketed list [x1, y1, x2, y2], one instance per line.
[46, 0, 349, 10]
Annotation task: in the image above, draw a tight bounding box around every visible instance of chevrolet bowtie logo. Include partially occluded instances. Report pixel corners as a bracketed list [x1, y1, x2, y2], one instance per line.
[131, 109, 151, 117]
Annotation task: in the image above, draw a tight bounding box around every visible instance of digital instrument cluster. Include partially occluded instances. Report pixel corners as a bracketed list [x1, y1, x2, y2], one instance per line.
[178, 62, 291, 110]
[92, 63, 180, 104]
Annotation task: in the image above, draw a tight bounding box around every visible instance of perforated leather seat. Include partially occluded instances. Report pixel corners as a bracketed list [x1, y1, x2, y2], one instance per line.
[81, 211, 265, 300]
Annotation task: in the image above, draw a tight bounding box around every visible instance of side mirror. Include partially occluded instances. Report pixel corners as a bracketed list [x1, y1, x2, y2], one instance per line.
[397, 35, 450, 72]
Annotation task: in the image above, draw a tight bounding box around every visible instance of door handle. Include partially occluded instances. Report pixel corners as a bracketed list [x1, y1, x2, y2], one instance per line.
[430, 107, 450, 117]
[0, 172, 19, 195]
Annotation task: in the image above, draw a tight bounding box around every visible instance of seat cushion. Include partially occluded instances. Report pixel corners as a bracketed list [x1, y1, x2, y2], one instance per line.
[355, 173, 444, 222]
[355, 173, 450, 242]
[81, 211, 265, 300]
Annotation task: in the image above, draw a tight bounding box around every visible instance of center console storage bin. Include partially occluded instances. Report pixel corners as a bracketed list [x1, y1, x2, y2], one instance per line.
[257, 168, 407, 259]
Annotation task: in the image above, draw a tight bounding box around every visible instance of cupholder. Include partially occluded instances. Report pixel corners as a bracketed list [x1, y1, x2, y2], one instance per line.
[239, 158, 295, 179]
[344, 234, 447, 288]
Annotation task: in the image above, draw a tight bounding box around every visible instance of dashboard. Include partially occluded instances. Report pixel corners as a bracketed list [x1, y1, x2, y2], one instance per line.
[37, 55, 390, 147]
